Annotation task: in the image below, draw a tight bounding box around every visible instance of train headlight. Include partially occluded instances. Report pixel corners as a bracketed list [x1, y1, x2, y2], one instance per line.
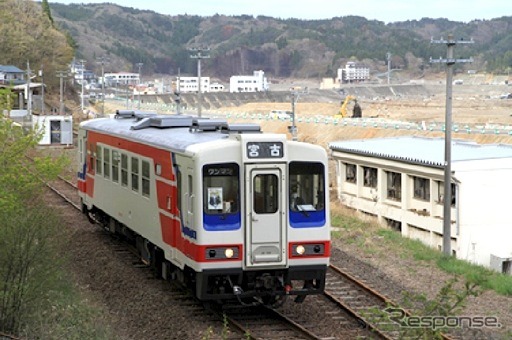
[291, 242, 327, 257]
[296, 245, 306, 255]
[206, 246, 239, 260]
[225, 248, 234, 258]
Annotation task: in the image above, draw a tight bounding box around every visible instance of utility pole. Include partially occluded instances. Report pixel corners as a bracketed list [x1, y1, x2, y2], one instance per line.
[288, 87, 308, 141]
[175, 68, 182, 115]
[430, 34, 473, 256]
[386, 52, 391, 85]
[26, 61, 32, 116]
[39, 66, 44, 115]
[79, 59, 86, 114]
[56, 71, 67, 115]
[189, 47, 210, 117]
[136, 62, 143, 110]
[97, 56, 109, 116]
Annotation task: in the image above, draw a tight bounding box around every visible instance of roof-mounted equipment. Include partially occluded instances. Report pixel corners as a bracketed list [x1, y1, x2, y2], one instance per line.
[221, 123, 261, 134]
[131, 115, 194, 130]
[115, 110, 157, 119]
[189, 118, 228, 132]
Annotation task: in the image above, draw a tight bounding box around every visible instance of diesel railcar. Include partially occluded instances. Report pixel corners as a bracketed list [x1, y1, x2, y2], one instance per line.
[77, 111, 330, 305]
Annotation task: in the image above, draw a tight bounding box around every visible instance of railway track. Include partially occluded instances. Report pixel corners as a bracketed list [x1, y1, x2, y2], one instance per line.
[218, 304, 323, 339]
[325, 264, 455, 340]
[44, 175, 460, 339]
[44, 176, 380, 339]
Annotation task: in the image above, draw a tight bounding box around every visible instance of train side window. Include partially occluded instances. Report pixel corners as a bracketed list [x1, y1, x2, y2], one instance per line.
[131, 157, 139, 192]
[202, 163, 239, 215]
[96, 145, 102, 175]
[103, 147, 110, 179]
[142, 160, 150, 197]
[289, 162, 325, 212]
[112, 150, 120, 183]
[121, 153, 128, 187]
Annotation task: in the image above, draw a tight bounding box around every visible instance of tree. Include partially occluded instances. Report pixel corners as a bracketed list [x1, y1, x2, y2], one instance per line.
[0, 0, 73, 90]
[41, 0, 54, 27]
[0, 90, 68, 335]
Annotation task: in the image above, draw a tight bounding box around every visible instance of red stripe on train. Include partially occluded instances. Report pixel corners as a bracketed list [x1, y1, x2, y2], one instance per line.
[159, 213, 243, 262]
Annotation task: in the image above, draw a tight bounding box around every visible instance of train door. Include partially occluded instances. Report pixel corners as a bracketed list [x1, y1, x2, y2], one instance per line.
[245, 164, 286, 268]
[182, 166, 195, 234]
[77, 129, 88, 205]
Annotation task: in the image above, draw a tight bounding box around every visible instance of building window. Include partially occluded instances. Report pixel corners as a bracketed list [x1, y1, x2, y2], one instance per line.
[413, 176, 430, 201]
[386, 171, 401, 201]
[121, 153, 128, 187]
[437, 181, 456, 206]
[345, 163, 356, 183]
[142, 160, 150, 197]
[131, 157, 139, 192]
[363, 166, 377, 188]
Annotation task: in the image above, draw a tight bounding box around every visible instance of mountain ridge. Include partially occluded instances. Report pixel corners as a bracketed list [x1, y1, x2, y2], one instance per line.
[49, 3, 512, 81]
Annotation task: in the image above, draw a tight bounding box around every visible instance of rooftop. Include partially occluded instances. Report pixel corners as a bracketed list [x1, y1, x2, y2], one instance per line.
[329, 136, 512, 167]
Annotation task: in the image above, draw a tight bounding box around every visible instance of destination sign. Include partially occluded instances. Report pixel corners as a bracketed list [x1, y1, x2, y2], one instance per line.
[246, 142, 284, 159]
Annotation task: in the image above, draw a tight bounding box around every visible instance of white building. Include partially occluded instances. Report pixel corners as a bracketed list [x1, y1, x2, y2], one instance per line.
[105, 72, 140, 86]
[32, 113, 73, 146]
[229, 70, 268, 93]
[329, 136, 512, 275]
[209, 82, 225, 92]
[177, 76, 210, 93]
[338, 61, 370, 83]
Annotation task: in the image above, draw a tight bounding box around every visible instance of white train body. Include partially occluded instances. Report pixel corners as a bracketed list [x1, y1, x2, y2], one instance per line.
[77, 112, 330, 304]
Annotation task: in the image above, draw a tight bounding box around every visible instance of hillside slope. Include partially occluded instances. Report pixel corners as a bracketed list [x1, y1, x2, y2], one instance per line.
[49, 3, 512, 79]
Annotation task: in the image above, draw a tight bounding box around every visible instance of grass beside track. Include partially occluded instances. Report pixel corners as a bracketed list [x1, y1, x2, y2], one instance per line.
[330, 204, 512, 296]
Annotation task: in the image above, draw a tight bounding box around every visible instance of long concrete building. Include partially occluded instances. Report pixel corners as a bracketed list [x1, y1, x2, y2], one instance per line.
[329, 136, 512, 275]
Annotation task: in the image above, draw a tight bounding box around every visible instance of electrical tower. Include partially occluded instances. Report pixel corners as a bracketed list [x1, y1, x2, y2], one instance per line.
[189, 47, 210, 117]
[430, 34, 473, 256]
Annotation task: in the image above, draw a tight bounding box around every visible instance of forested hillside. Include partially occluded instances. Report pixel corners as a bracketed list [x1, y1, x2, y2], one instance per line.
[0, 0, 74, 90]
[48, 2, 512, 80]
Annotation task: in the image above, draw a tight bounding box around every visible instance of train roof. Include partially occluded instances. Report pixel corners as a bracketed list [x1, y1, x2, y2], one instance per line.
[80, 111, 271, 153]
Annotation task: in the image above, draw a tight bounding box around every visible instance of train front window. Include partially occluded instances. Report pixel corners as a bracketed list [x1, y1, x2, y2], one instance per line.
[289, 162, 325, 212]
[203, 163, 239, 215]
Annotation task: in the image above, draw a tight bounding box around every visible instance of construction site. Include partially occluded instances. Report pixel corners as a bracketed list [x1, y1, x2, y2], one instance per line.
[107, 73, 512, 147]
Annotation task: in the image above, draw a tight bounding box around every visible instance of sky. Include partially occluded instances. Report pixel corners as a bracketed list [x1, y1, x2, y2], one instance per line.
[49, 0, 511, 23]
